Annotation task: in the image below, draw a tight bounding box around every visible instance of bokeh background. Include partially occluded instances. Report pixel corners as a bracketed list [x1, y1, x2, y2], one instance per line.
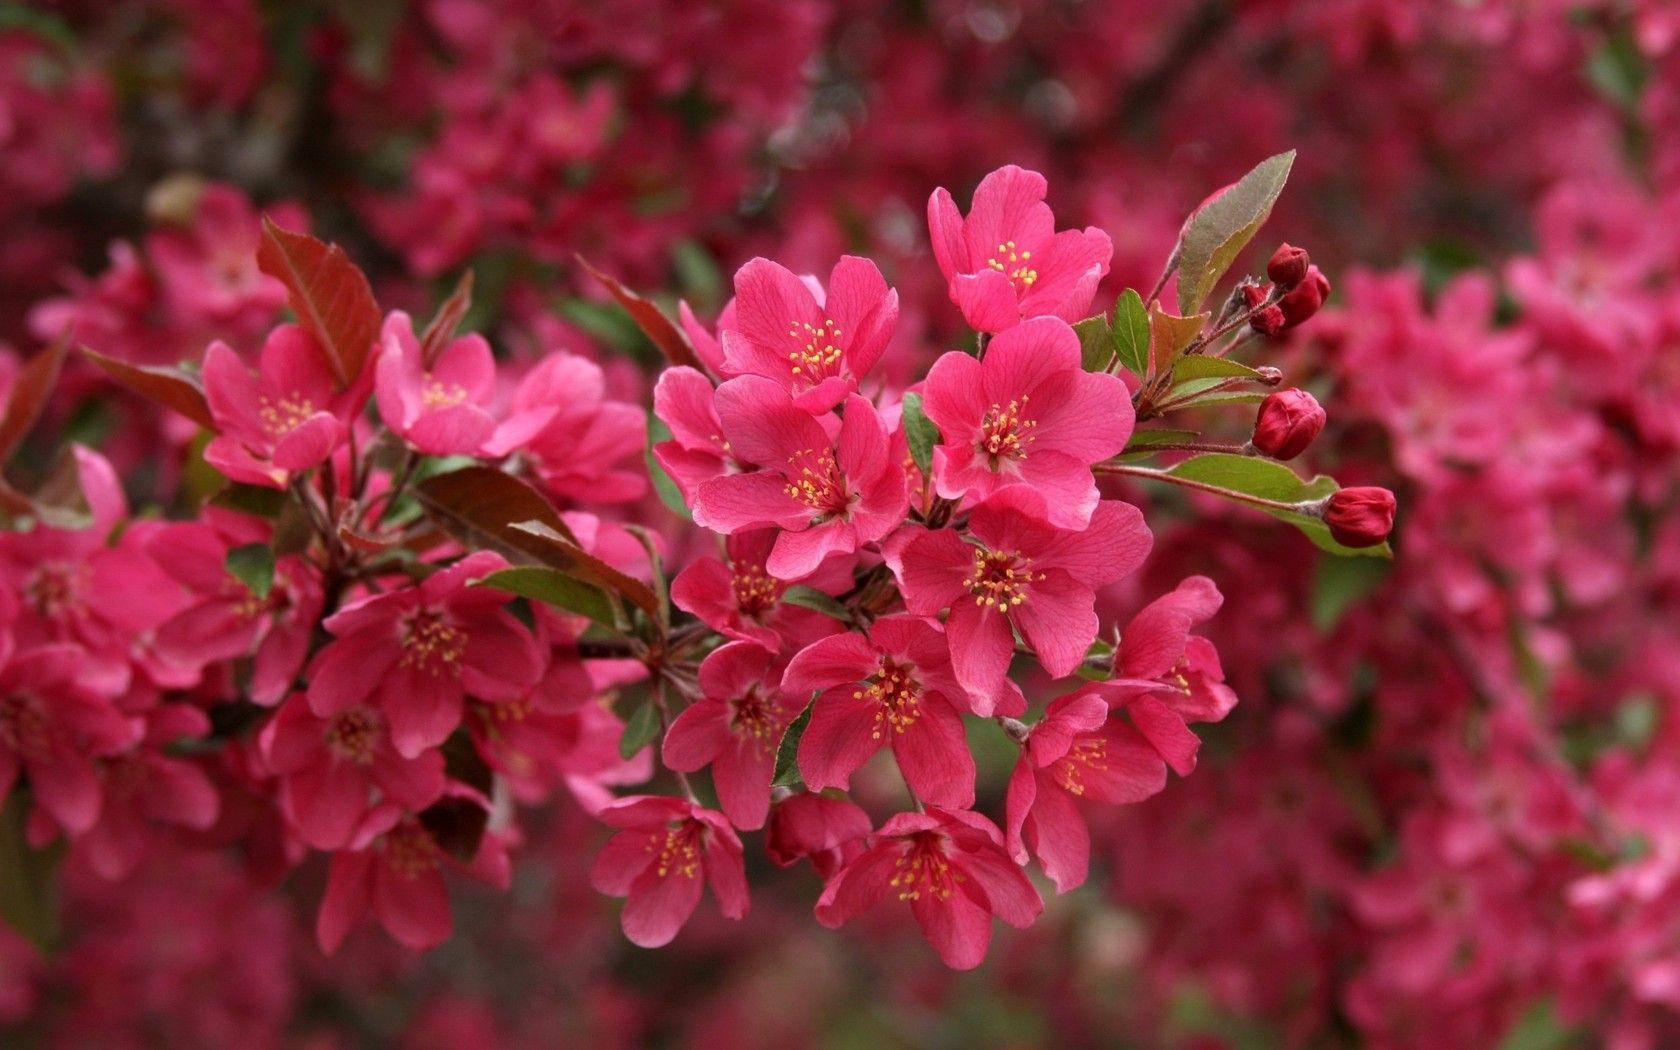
[3, 1, 1679, 1046]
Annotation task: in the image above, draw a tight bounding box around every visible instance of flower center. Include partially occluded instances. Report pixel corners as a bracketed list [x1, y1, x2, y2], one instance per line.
[985, 240, 1037, 290]
[325, 707, 381, 764]
[0, 694, 50, 759]
[857, 657, 922, 739]
[399, 609, 466, 677]
[730, 561, 782, 617]
[978, 397, 1035, 462]
[649, 823, 701, 879]
[420, 377, 469, 409]
[966, 547, 1038, 609]
[729, 688, 778, 752]
[258, 392, 318, 436]
[785, 317, 844, 381]
[783, 448, 851, 516]
[26, 562, 83, 619]
[382, 821, 441, 879]
[889, 833, 964, 901]
[1052, 737, 1108, 797]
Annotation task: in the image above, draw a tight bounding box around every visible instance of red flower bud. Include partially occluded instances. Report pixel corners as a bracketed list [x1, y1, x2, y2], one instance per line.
[1323, 486, 1396, 548]
[1250, 304, 1286, 336]
[1240, 283, 1267, 310]
[1278, 265, 1331, 329]
[1267, 243, 1310, 288]
[1251, 388, 1326, 460]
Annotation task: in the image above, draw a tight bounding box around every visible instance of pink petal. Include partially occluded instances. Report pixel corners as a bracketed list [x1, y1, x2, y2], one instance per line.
[271, 412, 344, 471]
[783, 632, 877, 693]
[897, 528, 972, 616]
[1127, 694, 1201, 776]
[893, 697, 975, 809]
[662, 700, 731, 771]
[926, 187, 968, 282]
[316, 851, 372, 954]
[944, 599, 1015, 714]
[694, 471, 811, 534]
[373, 863, 452, 949]
[621, 861, 705, 948]
[1023, 777, 1090, 893]
[1013, 570, 1098, 680]
[911, 886, 994, 970]
[796, 687, 882, 793]
[951, 270, 1023, 334]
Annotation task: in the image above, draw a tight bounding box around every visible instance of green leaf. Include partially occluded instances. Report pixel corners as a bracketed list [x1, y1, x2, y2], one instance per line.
[900, 392, 940, 477]
[0, 792, 63, 953]
[1073, 314, 1113, 372]
[1112, 289, 1151, 376]
[772, 702, 814, 789]
[1176, 151, 1295, 314]
[1310, 554, 1390, 630]
[1168, 389, 1268, 409]
[781, 585, 850, 621]
[1166, 453, 1390, 558]
[1496, 1000, 1578, 1050]
[225, 543, 275, 600]
[1171, 355, 1266, 383]
[477, 566, 621, 631]
[644, 413, 692, 521]
[619, 701, 660, 760]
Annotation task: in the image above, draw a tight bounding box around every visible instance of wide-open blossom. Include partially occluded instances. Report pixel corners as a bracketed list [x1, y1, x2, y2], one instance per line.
[260, 693, 446, 850]
[783, 615, 975, 808]
[146, 511, 322, 705]
[663, 641, 804, 830]
[589, 795, 747, 948]
[927, 164, 1112, 333]
[693, 378, 907, 579]
[1003, 688, 1169, 893]
[306, 552, 544, 759]
[374, 310, 498, 456]
[814, 807, 1041, 969]
[921, 316, 1132, 528]
[669, 528, 852, 651]
[482, 351, 645, 502]
[721, 256, 898, 412]
[897, 490, 1151, 712]
[0, 644, 140, 837]
[202, 324, 352, 489]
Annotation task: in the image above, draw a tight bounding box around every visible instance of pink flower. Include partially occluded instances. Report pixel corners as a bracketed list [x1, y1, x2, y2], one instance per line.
[315, 804, 507, 953]
[374, 310, 498, 456]
[896, 489, 1151, 712]
[693, 378, 908, 579]
[814, 807, 1041, 970]
[0, 644, 141, 836]
[1003, 688, 1170, 893]
[589, 795, 748, 948]
[484, 351, 646, 503]
[146, 512, 323, 705]
[651, 365, 745, 501]
[260, 693, 447, 850]
[662, 642, 804, 831]
[669, 528, 852, 651]
[782, 615, 975, 809]
[921, 316, 1133, 528]
[721, 256, 898, 412]
[306, 552, 545, 759]
[927, 165, 1112, 333]
[79, 704, 219, 879]
[765, 792, 873, 878]
[1108, 575, 1238, 733]
[202, 325, 352, 489]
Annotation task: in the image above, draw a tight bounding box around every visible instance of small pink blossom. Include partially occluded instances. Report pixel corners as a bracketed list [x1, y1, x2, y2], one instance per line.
[663, 641, 804, 831]
[783, 615, 975, 809]
[590, 795, 748, 948]
[306, 552, 544, 759]
[721, 256, 898, 412]
[202, 324, 352, 489]
[1107, 575, 1238, 735]
[669, 528, 852, 651]
[927, 164, 1112, 333]
[651, 365, 744, 501]
[694, 378, 908, 579]
[374, 310, 498, 456]
[484, 351, 646, 503]
[815, 807, 1041, 970]
[921, 316, 1133, 528]
[897, 489, 1151, 712]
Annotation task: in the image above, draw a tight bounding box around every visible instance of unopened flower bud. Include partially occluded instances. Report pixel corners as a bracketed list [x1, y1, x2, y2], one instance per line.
[1251, 304, 1286, 336]
[1322, 486, 1396, 548]
[1279, 266, 1331, 329]
[1252, 389, 1325, 460]
[1267, 243, 1310, 288]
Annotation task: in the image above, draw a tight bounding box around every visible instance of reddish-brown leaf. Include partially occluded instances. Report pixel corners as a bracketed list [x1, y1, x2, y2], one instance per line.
[80, 347, 215, 430]
[256, 217, 382, 388]
[575, 254, 707, 373]
[419, 270, 475, 368]
[0, 342, 67, 464]
[415, 466, 660, 617]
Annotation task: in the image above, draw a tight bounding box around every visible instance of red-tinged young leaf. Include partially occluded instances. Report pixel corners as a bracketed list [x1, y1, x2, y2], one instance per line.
[419, 270, 474, 368]
[1147, 304, 1209, 377]
[80, 346, 215, 430]
[576, 254, 708, 373]
[0, 341, 67, 463]
[509, 520, 661, 619]
[256, 217, 382, 388]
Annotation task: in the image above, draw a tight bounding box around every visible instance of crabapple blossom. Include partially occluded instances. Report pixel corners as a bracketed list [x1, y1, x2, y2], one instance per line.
[668, 528, 852, 651]
[589, 795, 748, 948]
[202, 325, 354, 488]
[374, 310, 499, 456]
